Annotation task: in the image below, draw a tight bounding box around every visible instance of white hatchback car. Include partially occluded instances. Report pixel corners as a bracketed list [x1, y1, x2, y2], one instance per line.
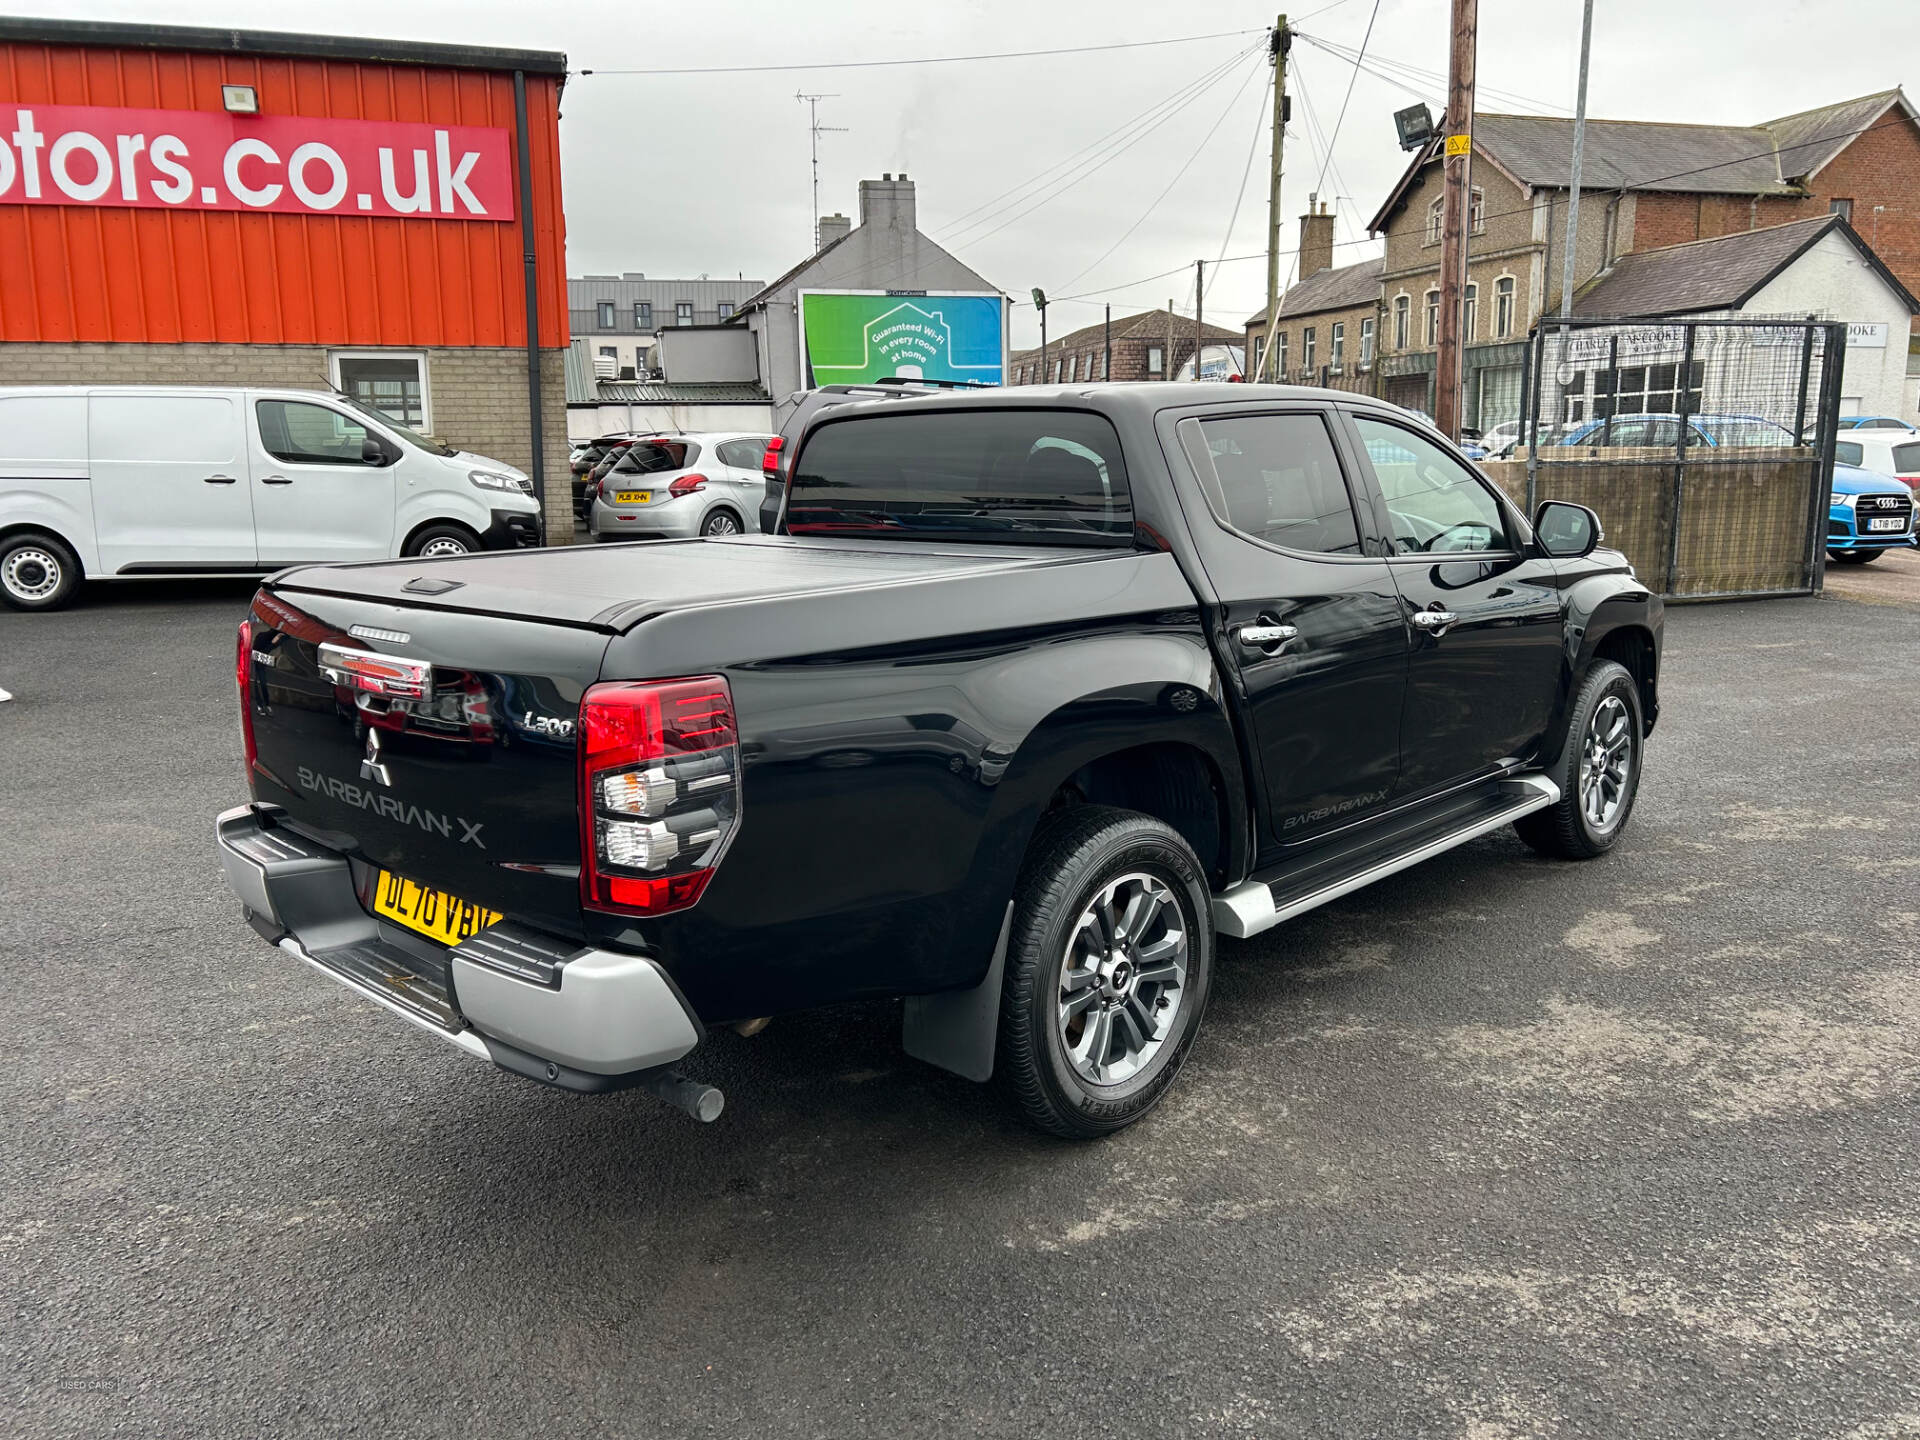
[587, 433, 775, 541]
[1833, 431, 1920, 491]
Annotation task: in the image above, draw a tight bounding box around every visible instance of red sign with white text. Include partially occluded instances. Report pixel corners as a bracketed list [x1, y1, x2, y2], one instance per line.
[0, 104, 515, 221]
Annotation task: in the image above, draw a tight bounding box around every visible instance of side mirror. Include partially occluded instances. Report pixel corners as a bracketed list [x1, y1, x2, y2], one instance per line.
[1534, 500, 1601, 559]
[361, 436, 390, 466]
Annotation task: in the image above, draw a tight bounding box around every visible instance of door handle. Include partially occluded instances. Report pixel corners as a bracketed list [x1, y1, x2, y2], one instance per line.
[1236, 623, 1299, 648]
[203, 474, 238, 485]
[1410, 607, 1458, 634]
[260, 475, 293, 486]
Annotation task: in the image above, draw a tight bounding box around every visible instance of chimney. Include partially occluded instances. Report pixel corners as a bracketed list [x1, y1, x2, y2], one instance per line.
[1299, 197, 1335, 279]
[857, 173, 917, 234]
[816, 213, 852, 249]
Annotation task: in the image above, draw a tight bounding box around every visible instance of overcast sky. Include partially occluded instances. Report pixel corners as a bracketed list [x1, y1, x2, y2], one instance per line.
[18, 0, 1920, 348]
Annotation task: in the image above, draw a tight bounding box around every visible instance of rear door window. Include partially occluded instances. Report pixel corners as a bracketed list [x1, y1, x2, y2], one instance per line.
[1893, 443, 1920, 473]
[1835, 440, 1864, 466]
[787, 409, 1132, 545]
[1176, 412, 1362, 555]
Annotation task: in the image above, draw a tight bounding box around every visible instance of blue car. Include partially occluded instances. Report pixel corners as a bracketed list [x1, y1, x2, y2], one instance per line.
[1829, 461, 1917, 564]
[1836, 415, 1917, 433]
[1556, 413, 1797, 448]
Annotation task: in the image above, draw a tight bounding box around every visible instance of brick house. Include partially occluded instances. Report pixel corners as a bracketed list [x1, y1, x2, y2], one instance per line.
[1008, 308, 1240, 386]
[1366, 88, 1920, 428]
[1244, 201, 1383, 394]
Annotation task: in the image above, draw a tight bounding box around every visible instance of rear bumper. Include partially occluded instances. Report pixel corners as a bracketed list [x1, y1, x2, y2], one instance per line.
[214, 803, 702, 1092]
[588, 493, 705, 539]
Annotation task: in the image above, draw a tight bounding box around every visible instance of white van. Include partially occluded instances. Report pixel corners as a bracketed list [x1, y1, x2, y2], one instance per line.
[0, 386, 544, 611]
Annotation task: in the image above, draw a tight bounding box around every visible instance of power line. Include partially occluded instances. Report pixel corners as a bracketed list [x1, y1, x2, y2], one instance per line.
[1052, 50, 1266, 295]
[1308, 0, 1381, 202]
[1205, 76, 1274, 301]
[573, 28, 1263, 77]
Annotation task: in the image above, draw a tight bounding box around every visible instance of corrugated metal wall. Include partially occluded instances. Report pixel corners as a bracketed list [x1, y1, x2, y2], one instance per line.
[0, 41, 567, 347]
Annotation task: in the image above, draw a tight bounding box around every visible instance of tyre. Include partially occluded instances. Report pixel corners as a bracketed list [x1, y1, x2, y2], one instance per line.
[0, 531, 83, 612]
[997, 805, 1213, 1139]
[403, 523, 481, 559]
[1830, 549, 1880, 564]
[700, 509, 743, 538]
[1514, 659, 1644, 860]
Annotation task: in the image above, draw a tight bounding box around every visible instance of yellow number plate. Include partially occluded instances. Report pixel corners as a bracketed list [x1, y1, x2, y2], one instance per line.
[373, 870, 500, 947]
[613, 489, 652, 504]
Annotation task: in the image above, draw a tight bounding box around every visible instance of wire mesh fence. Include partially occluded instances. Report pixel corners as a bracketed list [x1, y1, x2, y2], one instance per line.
[1511, 317, 1845, 598]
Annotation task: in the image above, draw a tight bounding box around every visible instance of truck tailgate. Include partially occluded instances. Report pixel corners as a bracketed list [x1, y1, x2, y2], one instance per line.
[243, 586, 609, 939]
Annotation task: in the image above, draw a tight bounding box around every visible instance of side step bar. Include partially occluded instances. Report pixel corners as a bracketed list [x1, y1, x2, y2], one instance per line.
[1213, 774, 1560, 940]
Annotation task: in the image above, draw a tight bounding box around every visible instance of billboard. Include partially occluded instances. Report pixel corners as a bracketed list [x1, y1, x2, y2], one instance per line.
[798, 290, 1005, 386]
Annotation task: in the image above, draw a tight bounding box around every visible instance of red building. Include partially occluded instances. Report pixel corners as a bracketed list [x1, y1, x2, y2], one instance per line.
[0, 17, 574, 535]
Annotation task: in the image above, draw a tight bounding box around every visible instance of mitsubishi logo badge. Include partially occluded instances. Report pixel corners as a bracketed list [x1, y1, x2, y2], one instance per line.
[361, 728, 392, 787]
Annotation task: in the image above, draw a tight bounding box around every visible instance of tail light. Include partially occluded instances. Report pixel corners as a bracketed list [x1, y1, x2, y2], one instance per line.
[761, 435, 784, 478]
[236, 619, 260, 779]
[668, 473, 709, 498]
[579, 677, 741, 916]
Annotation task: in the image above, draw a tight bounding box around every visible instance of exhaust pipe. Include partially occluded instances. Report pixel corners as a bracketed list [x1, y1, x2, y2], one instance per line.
[638, 1068, 725, 1123]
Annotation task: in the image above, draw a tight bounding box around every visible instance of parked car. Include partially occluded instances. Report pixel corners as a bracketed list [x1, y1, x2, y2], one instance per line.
[217, 385, 1660, 1138]
[1833, 431, 1920, 491]
[1556, 412, 1797, 449]
[571, 435, 641, 520]
[588, 433, 774, 540]
[1836, 415, 1918, 432]
[1828, 461, 1918, 563]
[1480, 420, 1524, 458]
[0, 385, 539, 612]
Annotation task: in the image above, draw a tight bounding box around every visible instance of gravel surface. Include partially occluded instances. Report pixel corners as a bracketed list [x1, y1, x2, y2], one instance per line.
[4, 578, 1918, 1439]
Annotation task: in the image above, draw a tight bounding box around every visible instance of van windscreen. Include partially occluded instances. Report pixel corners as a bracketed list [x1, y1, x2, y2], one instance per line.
[785, 409, 1133, 546]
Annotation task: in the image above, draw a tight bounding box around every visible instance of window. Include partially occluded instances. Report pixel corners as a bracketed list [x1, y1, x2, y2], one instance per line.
[1835, 440, 1865, 467]
[717, 438, 769, 468]
[1330, 322, 1345, 368]
[1893, 442, 1920, 473]
[718, 302, 734, 319]
[596, 301, 615, 328]
[1053, 358, 1064, 382]
[1463, 282, 1478, 340]
[330, 352, 428, 430]
[1147, 346, 1164, 375]
[1424, 290, 1440, 347]
[636, 301, 653, 329]
[1178, 412, 1362, 556]
[612, 439, 699, 474]
[676, 302, 694, 326]
[1252, 335, 1266, 378]
[1470, 188, 1485, 232]
[1274, 332, 1287, 379]
[787, 409, 1133, 545]
[1393, 295, 1410, 350]
[1302, 327, 1316, 373]
[1427, 190, 1484, 242]
[598, 345, 617, 359]
[1360, 316, 1376, 366]
[1354, 415, 1511, 555]
[1426, 196, 1444, 246]
[257, 399, 378, 467]
[1830, 198, 1854, 222]
[1494, 276, 1515, 338]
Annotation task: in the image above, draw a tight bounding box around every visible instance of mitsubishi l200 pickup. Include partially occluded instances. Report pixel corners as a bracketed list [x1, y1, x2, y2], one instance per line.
[217, 384, 1661, 1137]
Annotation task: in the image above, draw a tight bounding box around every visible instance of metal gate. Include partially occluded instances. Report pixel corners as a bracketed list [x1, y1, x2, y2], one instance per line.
[1516, 317, 1846, 598]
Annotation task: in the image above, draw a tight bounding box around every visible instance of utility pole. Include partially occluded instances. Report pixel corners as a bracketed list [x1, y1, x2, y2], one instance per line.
[1032, 288, 1049, 383]
[1434, 0, 1478, 439]
[1259, 14, 1290, 381]
[1195, 260, 1205, 379]
[1558, 0, 1594, 319]
[795, 92, 847, 251]
[1104, 303, 1112, 381]
[1166, 302, 1175, 381]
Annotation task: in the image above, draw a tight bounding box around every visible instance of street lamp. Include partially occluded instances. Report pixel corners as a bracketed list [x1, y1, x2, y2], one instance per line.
[1032, 288, 1048, 385]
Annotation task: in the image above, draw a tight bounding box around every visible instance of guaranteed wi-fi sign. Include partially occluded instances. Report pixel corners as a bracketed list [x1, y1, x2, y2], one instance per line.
[798, 291, 1005, 386]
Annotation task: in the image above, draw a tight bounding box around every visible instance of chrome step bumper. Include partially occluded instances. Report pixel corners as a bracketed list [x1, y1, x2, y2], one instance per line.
[215, 804, 704, 1092]
[1213, 774, 1561, 940]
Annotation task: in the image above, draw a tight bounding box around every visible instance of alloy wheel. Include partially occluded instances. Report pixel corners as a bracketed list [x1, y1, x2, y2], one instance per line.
[1056, 871, 1189, 1086]
[2, 547, 61, 603]
[1579, 694, 1634, 834]
[704, 513, 741, 537]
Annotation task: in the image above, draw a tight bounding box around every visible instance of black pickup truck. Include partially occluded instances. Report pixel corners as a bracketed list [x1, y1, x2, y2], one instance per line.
[217, 384, 1660, 1138]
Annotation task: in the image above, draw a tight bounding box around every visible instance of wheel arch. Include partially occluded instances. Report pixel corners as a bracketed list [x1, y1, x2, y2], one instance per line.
[400, 516, 482, 555]
[0, 518, 91, 577]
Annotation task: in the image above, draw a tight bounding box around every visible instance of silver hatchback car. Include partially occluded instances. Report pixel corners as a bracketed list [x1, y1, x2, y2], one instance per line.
[587, 433, 774, 541]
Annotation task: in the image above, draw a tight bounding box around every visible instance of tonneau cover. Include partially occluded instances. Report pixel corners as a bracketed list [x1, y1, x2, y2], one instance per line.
[268, 536, 1095, 631]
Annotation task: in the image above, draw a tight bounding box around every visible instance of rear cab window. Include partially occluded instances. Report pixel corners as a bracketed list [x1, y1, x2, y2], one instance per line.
[1176, 411, 1363, 556]
[787, 408, 1133, 546]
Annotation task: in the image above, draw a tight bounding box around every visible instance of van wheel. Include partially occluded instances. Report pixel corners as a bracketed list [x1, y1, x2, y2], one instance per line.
[701, 510, 743, 537]
[404, 523, 481, 559]
[997, 806, 1213, 1139]
[0, 532, 82, 611]
[1514, 659, 1643, 859]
